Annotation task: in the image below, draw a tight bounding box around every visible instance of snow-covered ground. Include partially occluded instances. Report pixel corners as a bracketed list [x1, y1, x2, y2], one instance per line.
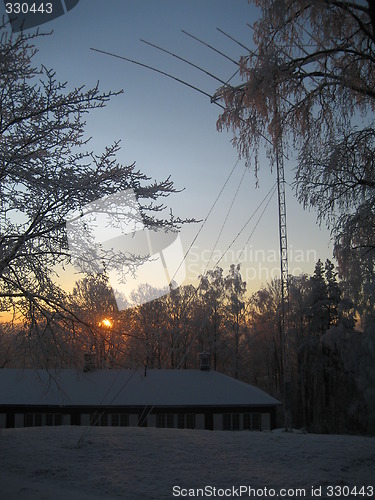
[0, 426, 374, 499]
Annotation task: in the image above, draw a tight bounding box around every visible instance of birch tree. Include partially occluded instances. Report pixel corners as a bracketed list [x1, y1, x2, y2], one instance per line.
[215, 0, 375, 310]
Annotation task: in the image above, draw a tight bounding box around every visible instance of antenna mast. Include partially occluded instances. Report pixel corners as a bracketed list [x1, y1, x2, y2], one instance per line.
[274, 104, 291, 429]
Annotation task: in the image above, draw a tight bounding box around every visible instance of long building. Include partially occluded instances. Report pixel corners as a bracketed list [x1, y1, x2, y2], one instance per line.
[0, 366, 281, 431]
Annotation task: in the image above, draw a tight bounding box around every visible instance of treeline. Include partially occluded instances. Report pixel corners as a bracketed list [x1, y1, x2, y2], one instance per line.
[1, 261, 374, 435]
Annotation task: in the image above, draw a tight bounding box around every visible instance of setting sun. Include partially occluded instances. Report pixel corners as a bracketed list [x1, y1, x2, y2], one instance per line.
[99, 318, 113, 328]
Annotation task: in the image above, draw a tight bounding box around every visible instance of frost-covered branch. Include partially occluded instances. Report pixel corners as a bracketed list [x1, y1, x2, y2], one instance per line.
[0, 26, 193, 333]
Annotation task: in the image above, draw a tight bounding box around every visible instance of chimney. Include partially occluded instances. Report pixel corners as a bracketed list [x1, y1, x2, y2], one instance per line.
[199, 352, 210, 371]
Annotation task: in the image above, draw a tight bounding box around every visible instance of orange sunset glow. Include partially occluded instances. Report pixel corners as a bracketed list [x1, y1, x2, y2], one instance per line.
[99, 318, 113, 328]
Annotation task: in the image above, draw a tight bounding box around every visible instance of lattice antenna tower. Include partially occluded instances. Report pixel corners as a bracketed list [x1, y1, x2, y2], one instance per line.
[274, 104, 291, 429]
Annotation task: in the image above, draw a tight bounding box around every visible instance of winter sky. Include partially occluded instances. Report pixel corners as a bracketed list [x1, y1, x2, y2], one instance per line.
[1, 0, 334, 294]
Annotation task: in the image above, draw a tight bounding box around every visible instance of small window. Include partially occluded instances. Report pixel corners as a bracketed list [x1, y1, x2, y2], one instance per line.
[156, 414, 174, 428]
[90, 413, 99, 426]
[46, 414, 54, 426]
[111, 414, 129, 426]
[24, 413, 34, 427]
[120, 414, 129, 427]
[243, 413, 261, 431]
[232, 413, 240, 430]
[45, 413, 63, 426]
[138, 414, 147, 427]
[223, 414, 231, 431]
[55, 413, 63, 426]
[156, 414, 164, 428]
[24, 413, 44, 427]
[185, 414, 195, 429]
[222, 413, 241, 431]
[252, 413, 261, 430]
[243, 413, 251, 430]
[177, 413, 185, 429]
[90, 413, 109, 426]
[34, 413, 42, 426]
[177, 413, 195, 429]
[156, 414, 166, 428]
[166, 414, 174, 428]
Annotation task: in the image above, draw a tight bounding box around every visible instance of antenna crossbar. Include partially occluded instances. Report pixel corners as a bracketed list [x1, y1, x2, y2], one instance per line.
[90, 47, 215, 101]
[140, 39, 229, 86]
[216, 27, 252, 53]
[181, 30, 239, 65]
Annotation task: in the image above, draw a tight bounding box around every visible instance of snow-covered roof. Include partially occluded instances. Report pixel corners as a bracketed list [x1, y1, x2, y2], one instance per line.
[0, 368, 281, 408]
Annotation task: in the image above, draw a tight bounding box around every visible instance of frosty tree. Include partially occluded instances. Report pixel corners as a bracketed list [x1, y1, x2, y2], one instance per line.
[0, 24, 188, 331]
[215, 0, 375, 317]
